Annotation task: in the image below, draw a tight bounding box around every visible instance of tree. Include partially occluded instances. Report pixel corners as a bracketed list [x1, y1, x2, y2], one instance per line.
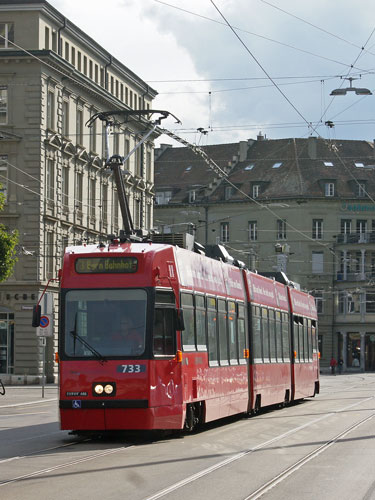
[0, 189, 18, 282]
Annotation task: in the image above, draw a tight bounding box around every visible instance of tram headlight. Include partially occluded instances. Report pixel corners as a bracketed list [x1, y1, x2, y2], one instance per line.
[94, 384, 104, 395]
[104, 384, 114, 395]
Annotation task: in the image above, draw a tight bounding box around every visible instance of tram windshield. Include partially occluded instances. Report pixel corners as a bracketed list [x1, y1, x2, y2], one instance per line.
[63, 289, 147, 358]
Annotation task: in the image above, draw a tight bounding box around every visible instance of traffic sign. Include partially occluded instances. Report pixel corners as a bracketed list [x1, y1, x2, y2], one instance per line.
[36, 313, 53, 337]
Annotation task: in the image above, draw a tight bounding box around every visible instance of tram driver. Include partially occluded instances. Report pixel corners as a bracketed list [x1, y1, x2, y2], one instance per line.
[112, 315, 143, 355]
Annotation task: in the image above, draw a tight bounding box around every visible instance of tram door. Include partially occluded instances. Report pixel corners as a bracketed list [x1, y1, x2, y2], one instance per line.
[0, 311, 15, 374]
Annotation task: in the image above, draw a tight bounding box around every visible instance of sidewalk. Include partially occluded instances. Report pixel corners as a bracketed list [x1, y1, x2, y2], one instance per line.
[0, 384, 58, 408]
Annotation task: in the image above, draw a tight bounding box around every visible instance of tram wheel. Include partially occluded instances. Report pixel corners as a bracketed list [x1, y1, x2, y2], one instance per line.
[184, 403, 202, 432]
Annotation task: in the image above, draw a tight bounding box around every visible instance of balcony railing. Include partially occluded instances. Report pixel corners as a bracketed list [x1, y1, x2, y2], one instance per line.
[336, 232, 375, 244]
[336, 271, 375, 281]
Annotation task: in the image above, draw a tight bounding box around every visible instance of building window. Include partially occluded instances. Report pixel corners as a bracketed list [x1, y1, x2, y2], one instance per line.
[312, 219, 323, 239]
[277, 219, 286, 240]
[313, 290, 324, 314]
[64, 41, 69, 62]
[47, 90, 55, 130]
[189, 190, 196, 203]
[356, 219, 367, 234]
[46, 159, 54, 203]
[220, 222, 229, 243]
[0, 86, 8, 124]
[62, 100, 69, 137]
[341, 219, 351, 234]
[135, 145, 141, 176]
[358, 183, 366, 198]
[62, 166, 69, 208]
[124, 138, 130, 169]
[102, 184, 108, 227]
[113, 127, 119, 155]
[71, 46, 75, 66]
[0, 156, 8, 202]
[89, 178, 96, 218]
[76, 172, 83, 213]
[129, 90, 133, 108]
[90, 117, 97, 152]
[248, 221, 257, 241]
[225, 186, 233, 200]
[0, 23, 14, 48]
[252, 184, 260, 198]
[83, 55, 87, 75]
[76, 108, 83, 145]
[89, 60, 93, 79]
[312, 251, 324, 274]
[77, 51, 81, 71]
[113, 190, 119, 228]
[95, 64, 98, 83]
[325, 182, 335, 196]
[45, 231, 54, 279]
[134, 198, 140, 229]
[155, 191, 172, 205]
[44, 27, 50, 49]
[366, 292, 375, 313]
[146, 150, 152, 181]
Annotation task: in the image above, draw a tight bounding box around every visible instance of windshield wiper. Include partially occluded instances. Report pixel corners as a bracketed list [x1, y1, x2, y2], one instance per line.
[70, 313, 107, 364]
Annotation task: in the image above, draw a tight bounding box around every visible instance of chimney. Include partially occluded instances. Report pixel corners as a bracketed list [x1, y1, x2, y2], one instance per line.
[308, 136, 317, 160]
[239, 141, 248, 161]
[257, 131, 264, 141]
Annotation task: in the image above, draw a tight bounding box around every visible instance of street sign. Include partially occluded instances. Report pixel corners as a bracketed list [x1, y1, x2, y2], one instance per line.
[36, 313, 53, 337]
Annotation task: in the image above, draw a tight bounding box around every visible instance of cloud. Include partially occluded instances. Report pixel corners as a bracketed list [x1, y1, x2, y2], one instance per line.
[49, 0, 375, 144]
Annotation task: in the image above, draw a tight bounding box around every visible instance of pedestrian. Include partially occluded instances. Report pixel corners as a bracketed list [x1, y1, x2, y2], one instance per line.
[338, 358, 343, 374]
[330, 356, 337, 375]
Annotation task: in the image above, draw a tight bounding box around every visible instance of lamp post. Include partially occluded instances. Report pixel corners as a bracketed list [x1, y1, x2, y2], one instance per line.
[330, 77, 372, 96]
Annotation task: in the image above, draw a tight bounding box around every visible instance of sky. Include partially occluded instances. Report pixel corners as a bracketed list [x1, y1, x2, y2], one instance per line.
[50, 0, 375, 146]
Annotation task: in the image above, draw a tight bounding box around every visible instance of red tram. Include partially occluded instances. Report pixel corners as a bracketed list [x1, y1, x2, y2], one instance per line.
[57, 240, 319, 432]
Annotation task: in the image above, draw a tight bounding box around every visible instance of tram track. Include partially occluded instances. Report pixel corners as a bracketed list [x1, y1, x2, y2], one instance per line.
[143, 395, 375, 500]
[242, 411, 375, 500]
[0, 438, 134, 486]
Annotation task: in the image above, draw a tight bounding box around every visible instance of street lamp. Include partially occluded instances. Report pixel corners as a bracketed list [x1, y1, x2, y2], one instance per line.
[330, 77, 372, 96]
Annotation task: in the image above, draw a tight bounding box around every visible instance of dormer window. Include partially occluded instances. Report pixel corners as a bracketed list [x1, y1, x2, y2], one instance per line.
[155, 191, 172, 205]
[252, 184, 260, 198]
[244, 164, 254, 171]
[225, 186, 233, 200]
[324, 161, 334, 167]
[189, 190, 196, 203]
[355, 162, 365, 168]
[272, 162, 282, 169]
[358, 183, 366, 198]
[325, 182, 335, 197]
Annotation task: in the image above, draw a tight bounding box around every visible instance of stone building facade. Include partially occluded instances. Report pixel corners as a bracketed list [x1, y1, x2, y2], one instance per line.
[0, 0, 157, 382]
[154, 136, 375, 372]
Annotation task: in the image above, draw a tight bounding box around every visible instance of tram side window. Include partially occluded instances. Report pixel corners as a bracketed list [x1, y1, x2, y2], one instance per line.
[269, 309, 276, 361]
[282, 312, 290, 360]
[228, 300, 238, 364]
[238, 304, 246, 364]
[218, 299, 229, 365]
[181, 293, 195, 351]
[275, 311, 283, 362]
[153, 308, 175, 356]
[296, 316, 304, 362]
[207, 297, 218, 365]
[307, 319, 313, 361]
[262, 307, 270, 362]
[195, 295, 206, 350]
[311, 320, 317, 353]
[252, 305, 262, 362]
[304, 318, 309, 361]
[293, 316, 300, 362]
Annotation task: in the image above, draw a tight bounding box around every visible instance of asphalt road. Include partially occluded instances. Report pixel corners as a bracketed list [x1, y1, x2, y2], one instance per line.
[1, 374, 375, 500]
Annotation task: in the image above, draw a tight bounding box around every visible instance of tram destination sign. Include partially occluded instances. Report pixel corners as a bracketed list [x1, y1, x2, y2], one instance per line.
[75, 257, 138, 274]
